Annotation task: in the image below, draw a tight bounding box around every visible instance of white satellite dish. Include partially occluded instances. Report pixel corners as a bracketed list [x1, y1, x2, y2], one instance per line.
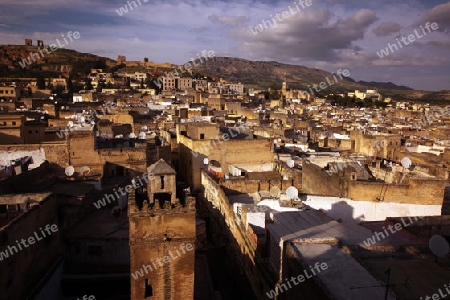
[401, 157, 412, 169]
[203, 158, 209, 165]
[287, 160, 295, 168]
[65, 166, 74, 176]
[79, 116, 85, 123]
[142, 126, 148, 131]
[270, 186, 281, 198]
[138, 132, 146, 139]
[429, 235, 450, 257]
[129, 133, 136, 139]
[80, 166, 91, 176]
[68, 121, 74, 128]
[286, 186, 299, 199]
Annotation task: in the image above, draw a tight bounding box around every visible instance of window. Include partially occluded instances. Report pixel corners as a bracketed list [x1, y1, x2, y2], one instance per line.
[11, 122, 16, 125]
[28, 130, 32, 134]
[200, 134, 205, 140]
[160, 176, 165, 189]
[0, 90, 3, 94]
[144, 279, 153, 298]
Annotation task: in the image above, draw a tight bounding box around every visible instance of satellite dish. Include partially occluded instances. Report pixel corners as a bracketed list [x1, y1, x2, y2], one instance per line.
[80, 166, 91, 176]
[270, 186, 281, 197]
[79, 116, 85, 123]
[401, 157, 412, 169]
[203, 158, 209, 165]
[138, 132, 146, 139]
[287, 160, 295, 168]
[65, 166, 74, 176]
[429, 235, 450, 257]
[67, 121, 74, 128]
[142, 126, 148, 131]
[129, 133, 137, 139]
[286, 186, 299, 199]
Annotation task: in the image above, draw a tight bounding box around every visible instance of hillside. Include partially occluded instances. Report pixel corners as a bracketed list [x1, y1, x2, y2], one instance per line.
[0, 45, 116, 78]
[189, 57, 412, 92]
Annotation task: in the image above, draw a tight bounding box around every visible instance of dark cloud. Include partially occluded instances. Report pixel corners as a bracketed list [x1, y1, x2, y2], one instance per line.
[232, 8, 378, 62]
[420, 2, 450, 32]
[372, 22, 401, 36]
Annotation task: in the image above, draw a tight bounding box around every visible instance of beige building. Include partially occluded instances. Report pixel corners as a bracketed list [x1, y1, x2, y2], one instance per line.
[0, 86, 20, 98]
[0, 114, 25, 144]
[162, 77, 176, 91]
[176, 78, 193, 90]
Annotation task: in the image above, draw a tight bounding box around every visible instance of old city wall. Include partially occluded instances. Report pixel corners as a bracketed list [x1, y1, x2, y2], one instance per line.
[0, 193, 60, 299]
[347, 178, 445, 204]
[201, 171, 274, 299]
[301, 160, 342, 196]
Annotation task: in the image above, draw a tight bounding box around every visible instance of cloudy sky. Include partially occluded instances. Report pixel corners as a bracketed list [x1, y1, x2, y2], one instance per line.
[0, 0, 449, 90]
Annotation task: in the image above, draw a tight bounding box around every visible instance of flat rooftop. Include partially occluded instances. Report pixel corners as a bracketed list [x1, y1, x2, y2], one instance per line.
[291, 243, 395, 300]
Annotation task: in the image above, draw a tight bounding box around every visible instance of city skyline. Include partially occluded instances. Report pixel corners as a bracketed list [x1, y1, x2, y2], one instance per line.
[0, 0, 449, 90]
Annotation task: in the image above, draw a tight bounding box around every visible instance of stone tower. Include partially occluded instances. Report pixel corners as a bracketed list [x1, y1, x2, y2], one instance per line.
[128, 159, 196, 300]
[118, 55, 126, 64]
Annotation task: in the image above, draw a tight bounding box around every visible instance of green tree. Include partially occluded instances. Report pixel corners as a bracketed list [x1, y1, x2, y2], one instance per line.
[85, 78, 93, 90]
[36, 76, 46, 89]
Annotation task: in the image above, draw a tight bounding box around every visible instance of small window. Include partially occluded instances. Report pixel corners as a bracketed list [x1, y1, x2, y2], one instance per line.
[28, 130, 32, 134]
[200, 134, 205, 140]
[12, 122, 16, 125]
[35, 130, 38, 133]
[160, 176, 165, 189]
[144, 279, 153, 298]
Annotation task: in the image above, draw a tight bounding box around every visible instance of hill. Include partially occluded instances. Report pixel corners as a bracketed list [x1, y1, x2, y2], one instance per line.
[0, 44, 116, 78]
[189, 57, 412, 92]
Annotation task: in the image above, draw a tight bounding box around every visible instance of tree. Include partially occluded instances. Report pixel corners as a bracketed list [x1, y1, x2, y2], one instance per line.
[36, 76, 46, 89]
[85, 78, 93, 90]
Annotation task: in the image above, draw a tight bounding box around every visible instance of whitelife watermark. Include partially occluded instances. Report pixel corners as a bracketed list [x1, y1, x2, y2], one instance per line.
[301, 69, 350, 97]
[362, 216, 424, 247]
[93, 172, 154, 209]
[153, 50, 215, 89]
[376, 22, 439, 58]
[131, 242, 194, 280]
[18, 31, 81, 68]
[420, 283, 450, 300]
[0, 223, 59, 261]
[250, 0, 313, 35]
[266, 262, 328, 298]
[116, 0, 149, 16]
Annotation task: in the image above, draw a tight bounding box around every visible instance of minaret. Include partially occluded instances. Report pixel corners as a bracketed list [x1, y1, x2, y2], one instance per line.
[282, 77, 287, 97]
[128, 159, 196, 300]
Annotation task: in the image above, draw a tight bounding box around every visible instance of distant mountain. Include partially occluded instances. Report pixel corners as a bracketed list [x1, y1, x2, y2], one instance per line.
[356, 80, 413, 91]
[191, 57, 415, 92]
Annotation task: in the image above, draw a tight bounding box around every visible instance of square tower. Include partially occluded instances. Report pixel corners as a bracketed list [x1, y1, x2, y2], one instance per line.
[128, 159, 196, 300]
